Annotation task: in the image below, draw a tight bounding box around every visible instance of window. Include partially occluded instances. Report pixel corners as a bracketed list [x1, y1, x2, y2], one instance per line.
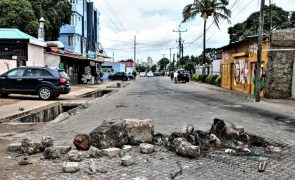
[70, 14, 77, 26]
[68, 36, 75, 46]
[7, 69, 25, 77]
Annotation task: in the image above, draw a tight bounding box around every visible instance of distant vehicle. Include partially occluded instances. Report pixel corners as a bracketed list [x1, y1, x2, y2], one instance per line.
[146, 71, 154, 77]
[139, 72, 146, 77]
[0, 66, 70, 100]
[153, 72, 161, 76]
[176, 69, 189, 83]
[108, 72, 128, 81]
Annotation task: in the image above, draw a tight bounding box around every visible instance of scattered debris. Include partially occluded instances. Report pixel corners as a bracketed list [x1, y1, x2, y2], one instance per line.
[175, 141, 200, 158]
[7, 143, 22, 152]
[19, 157, 32, 166]
[152, 133, 164, 145]
[121, 155, 134, 166]
[44, 147, 60, 159]
[41, 136, 54, 151]
[122, 145, 132, 152]
[170, 161, 183, 179]
[62, 162, 80, 173]
[258, 161, 267, 172]
[84, 159, 96, 175]
[102, 147, 121, 158]
[19, 106, 24, 111]
[97, 167, 108, 173]
[88, 146, 102, 158]
[68, 150, 84, 162]
[21, 138, 40, 154]
[139, 143, 154, 154]
[73, 134, 91, 151]
[225, 149, 236, 154]
[55, 146, 72, 154]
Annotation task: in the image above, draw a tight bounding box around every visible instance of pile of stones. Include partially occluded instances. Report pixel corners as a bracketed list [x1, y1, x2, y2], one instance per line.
[7, 117, 279, 174]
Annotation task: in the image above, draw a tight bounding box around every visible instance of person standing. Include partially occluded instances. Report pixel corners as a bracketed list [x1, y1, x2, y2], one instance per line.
[173, 71, 178, 83]
[132, 71, 137, 80]
[99, 71, 104, 83]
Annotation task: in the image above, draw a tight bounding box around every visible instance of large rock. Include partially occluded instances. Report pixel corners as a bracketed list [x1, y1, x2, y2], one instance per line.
[89, 118, 128, 149]
[73, 134, 91, 151]
[121, 155, 134, 166]
[125, 119, 154, 144]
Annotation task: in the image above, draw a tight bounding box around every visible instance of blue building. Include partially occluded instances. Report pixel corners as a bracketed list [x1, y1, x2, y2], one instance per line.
[59, 0, 100, 59]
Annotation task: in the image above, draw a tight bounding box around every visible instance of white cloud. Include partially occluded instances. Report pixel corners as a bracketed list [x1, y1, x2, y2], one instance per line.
[95, 0, 295, 63]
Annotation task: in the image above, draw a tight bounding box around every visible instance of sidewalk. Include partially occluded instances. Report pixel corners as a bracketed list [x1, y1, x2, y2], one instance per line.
[0, 80, 126, 123]
[191, 80, 295, 117]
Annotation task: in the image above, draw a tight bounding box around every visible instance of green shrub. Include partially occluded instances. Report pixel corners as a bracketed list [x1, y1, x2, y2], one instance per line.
[200, 74, 208, 82]
[211, 74, 219, 84]
[206, 74, 213, 84]
[215, 76, 221, 86]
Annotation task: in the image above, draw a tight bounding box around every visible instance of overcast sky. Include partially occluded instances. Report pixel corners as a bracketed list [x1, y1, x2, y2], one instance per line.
[94, 0, 294, 63]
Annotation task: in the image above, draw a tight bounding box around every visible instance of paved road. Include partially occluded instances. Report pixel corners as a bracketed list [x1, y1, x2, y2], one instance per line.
[5, 77, 295, 179]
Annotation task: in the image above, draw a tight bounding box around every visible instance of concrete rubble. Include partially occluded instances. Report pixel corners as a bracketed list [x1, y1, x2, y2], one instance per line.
[7, 118, 281, 175]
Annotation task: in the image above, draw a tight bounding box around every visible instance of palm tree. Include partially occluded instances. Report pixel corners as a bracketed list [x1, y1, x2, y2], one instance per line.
[182, 0, 231, 73]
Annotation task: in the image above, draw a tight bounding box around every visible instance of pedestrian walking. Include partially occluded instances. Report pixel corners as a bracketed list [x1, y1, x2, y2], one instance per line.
[99, 71, 104, 83]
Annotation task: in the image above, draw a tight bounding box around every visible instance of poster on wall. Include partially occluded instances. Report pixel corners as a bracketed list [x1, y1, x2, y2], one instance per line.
[234, 59, 250, 88]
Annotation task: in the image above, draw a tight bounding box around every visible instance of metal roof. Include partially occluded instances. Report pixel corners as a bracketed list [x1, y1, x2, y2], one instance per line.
[0, 28, 46, 47]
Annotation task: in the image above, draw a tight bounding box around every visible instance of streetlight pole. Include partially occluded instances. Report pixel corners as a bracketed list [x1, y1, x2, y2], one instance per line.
[256, 0, 265, 102]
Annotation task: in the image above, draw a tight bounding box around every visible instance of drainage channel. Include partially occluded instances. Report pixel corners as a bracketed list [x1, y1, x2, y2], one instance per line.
[79, 89, 113, 98]
[0, 90, 114, 124]
[2, 103, 81, 123]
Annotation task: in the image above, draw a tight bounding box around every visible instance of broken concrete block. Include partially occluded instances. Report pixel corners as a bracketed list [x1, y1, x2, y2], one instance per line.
[62, 162, 80, 173]
[89, 118, 128, 149]
[41, 136, 54, 151]
[21, 138, 40, 154]
[55, 146, 72, 154]
[44, 147, 60, 159]
[209, 134, 222, 147]
[73, 134, 91, 151]
[68, 150, 84, 162]
[121, 155, 134, 166]
[125, 119, 154, 144]
[7, 143, 22, 152]
[122, 145, 132, 152]
[139, 143, 154, 154]
[88, 146, 102, 158]
[175, 141, 200, 158]
[102, 147, 121, 158]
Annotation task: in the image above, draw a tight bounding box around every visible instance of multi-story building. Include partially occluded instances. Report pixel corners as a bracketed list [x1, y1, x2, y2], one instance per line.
[59, 0, 100, 59]
[147, 57, 153, 67]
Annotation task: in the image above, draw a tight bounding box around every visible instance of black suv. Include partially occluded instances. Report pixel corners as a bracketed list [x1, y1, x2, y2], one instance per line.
[108, 72, 131, 81]
[176, 69, 190, 83]
[0, 66, 70, 100]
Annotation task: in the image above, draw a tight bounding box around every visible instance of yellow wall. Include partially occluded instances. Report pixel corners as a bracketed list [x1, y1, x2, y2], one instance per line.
[221, 38, 269, 96]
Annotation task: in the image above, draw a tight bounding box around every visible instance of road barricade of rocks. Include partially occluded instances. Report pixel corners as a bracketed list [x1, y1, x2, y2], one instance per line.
[7, 117, 281, 175]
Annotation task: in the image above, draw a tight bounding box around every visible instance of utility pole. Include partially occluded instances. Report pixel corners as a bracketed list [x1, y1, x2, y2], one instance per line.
[256, 0, 265, 102]
[134, 35, 136, 62]
[173, 29, 187, 69]
[112, 52, 115, 62]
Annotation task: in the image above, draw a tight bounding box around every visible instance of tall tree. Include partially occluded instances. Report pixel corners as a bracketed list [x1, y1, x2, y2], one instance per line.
[228, 5, 290, 43]
[0, 0, 39, 35]
[157, 57, 170, 70]
[182, 0, 231, 66]
[28, 0, 72, 40]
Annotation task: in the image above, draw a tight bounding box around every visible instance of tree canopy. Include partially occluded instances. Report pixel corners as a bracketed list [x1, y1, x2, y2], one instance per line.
[228, 5, 291, 43]
[158, 57, 170, 70]
[0, 0, 71, 40]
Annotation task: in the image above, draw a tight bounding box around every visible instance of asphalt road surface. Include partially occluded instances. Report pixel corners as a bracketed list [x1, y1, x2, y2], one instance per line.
[3, 77, 295, 179]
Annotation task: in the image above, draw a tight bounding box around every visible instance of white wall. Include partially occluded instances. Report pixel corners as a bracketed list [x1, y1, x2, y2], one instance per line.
[44, 53, 61, 68]
[27, 44, 45, 66]
[0, 60, 16, 74]
[212, 59, 221, 75]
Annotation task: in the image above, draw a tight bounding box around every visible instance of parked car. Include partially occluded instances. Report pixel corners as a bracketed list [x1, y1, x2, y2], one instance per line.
[146, 71, 154, 77]
[176, 69, 190, 83]
[153, 72, 161, 76]
[108, 72, 128, 81]
[139, 72, 146, 77]
[0, 66, 70, 100]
